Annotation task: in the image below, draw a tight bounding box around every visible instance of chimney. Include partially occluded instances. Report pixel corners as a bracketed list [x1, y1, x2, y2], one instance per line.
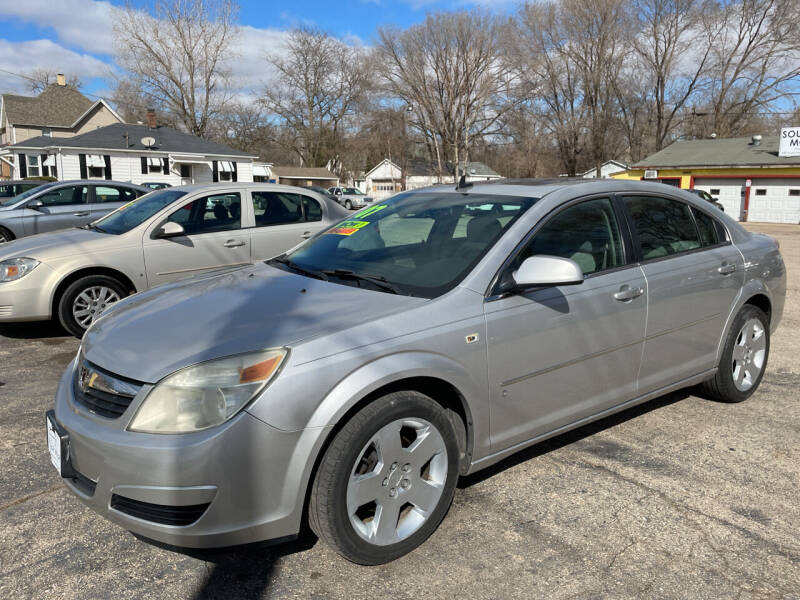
[56, 73, 66, 86]
[146, 108, 157, 129]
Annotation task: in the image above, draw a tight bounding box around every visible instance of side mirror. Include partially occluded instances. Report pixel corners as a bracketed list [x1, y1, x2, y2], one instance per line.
[512, 255, 584, 289]
[27, 199, 44, 210]
[154, 221, 185, 239]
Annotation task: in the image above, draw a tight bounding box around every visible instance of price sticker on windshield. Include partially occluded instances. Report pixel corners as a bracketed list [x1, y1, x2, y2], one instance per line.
[329, 220, 370, 236]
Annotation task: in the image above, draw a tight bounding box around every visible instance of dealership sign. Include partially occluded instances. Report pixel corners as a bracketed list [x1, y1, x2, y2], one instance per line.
[779, 127, 800, 157]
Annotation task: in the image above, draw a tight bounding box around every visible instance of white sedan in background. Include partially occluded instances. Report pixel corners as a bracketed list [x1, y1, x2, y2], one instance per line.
[0, 183, 348, 336]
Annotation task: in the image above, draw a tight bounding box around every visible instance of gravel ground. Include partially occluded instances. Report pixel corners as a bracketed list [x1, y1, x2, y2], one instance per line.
[0, 223, 798, 600]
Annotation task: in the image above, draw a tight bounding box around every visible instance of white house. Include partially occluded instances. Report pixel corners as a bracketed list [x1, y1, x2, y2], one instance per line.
[5, 121, 256, 186]
[364, 159, 502, 200]
[578, 160, 628, 179]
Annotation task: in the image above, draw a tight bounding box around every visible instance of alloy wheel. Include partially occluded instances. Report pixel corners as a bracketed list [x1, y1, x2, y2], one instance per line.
[72, 286, 121, 329]
[346, 418, 448, 546]
[731, 317, 767, 391]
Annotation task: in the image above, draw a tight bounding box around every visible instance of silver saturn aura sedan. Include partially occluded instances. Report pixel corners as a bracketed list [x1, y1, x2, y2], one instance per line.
[0, 183, 347, 336]
[47, 179, 785, 564]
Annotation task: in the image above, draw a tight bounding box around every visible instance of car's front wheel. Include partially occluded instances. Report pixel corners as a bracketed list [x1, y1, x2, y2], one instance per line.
[57, 275, 128, 337]
[345, 200, 352, 210]
[309, 391, 460, 564]
[700, 304, 770, 402]
[0, 226, 14, 243]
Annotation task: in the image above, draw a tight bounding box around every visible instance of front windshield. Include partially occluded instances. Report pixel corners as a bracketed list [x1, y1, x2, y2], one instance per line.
[344, 188, 365, 195]
[0, 182, 55, 207]
[280, 192, 537, 298]
[91, 189, 188, 234]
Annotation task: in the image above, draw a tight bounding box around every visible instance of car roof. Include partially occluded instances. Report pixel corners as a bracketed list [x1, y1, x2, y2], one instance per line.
[404, 177, 699, 198]
[170, 182, 342, 194]
[0, 180, 45, 186]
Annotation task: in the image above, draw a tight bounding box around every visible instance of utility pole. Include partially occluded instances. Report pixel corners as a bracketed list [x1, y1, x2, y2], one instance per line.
[401, 105, 413, 191]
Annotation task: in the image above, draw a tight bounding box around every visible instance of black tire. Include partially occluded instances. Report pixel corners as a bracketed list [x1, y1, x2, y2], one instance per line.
[309, 391, 460, 565]
[0, 226, 14, 243]
[700, 304, 770, 403]
[345, 200, 352, 210]
[57, 275, 128, 338]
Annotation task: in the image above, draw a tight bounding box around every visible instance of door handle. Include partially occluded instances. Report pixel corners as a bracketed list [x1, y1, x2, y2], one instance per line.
[301, 231, 312, 239]
[613, 285, 645, 301]
[72, 212, 90, 217]
[718, 263, 736, 275]
[223, 240, 246, 248]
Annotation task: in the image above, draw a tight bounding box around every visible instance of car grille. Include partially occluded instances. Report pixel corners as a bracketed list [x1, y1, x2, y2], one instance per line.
[73, 360, 142, 419]
[0, 306, 12, 317]
[110, 494, 210, 526]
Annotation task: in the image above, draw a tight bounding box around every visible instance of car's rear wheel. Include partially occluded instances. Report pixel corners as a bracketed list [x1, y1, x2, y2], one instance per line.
[0, 226, 14, 243]
[57, 275, 128, 337]
[700, 304, 770, 403]
[309, 391, 459, 564]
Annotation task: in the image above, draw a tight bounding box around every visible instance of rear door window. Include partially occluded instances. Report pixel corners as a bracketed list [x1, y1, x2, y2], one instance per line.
[691, 207, 721, 247]
[301, 195, 322, 222]
[623, 196, 701, 260]
[252, 191, 304, 226]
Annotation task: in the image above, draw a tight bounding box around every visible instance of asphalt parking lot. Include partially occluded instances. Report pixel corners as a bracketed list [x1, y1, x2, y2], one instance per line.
[1, 223, 798, 600]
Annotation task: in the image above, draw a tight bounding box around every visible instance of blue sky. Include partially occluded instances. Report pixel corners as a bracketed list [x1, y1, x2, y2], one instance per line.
[0, 0, 514, 97]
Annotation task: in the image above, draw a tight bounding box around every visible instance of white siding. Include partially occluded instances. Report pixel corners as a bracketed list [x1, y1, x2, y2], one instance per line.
[60, 154, 82, 180]
[50, 151, 254, 186]
[235, 160, 254, 183]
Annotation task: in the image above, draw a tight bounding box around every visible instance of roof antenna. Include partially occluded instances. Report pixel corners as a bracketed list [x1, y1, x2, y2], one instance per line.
[455, 173, 473, 191]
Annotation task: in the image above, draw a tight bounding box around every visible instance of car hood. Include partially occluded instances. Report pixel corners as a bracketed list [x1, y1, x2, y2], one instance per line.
[0, 227, 121, 261]
[82, 263, 427, 383]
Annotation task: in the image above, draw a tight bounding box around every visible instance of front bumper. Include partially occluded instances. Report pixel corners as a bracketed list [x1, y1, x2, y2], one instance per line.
[0, 262, 57, 321]
[53, 362, 323, 548]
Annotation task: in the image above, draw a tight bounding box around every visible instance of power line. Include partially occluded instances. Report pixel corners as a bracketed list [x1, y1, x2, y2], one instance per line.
[0, 67, 161, 115]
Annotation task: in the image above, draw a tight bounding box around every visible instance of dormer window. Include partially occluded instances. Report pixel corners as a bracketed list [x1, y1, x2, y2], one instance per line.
[42, 127, 52, 137]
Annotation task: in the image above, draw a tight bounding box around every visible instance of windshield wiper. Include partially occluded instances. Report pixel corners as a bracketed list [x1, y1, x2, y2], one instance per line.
[321, 269, 407, 295]
[267, 257, 329, 281]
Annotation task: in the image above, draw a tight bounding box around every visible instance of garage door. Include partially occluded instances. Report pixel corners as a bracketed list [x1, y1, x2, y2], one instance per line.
[747, 178, 800, 223]
[694, 179, 744, 220]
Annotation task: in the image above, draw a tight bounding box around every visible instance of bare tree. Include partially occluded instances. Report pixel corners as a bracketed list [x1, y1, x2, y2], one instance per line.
[24, 69, 82, 94]
[261, 27, 369, 170]
[700, 0, 800, 136]
[626, 0, 712, 152]
[376, 11, 515, 181]
[113, 0, 238, 137]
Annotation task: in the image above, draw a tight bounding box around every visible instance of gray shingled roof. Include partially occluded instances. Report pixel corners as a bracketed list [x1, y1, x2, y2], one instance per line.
[10, 122, 255, 157]
[634, 136, 800, 168]
[271, 166, 338, 179]
[1, 85, 94, 127]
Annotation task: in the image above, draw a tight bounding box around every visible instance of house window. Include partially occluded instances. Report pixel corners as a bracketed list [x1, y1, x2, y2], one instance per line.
[147, 157, 164, 174]
[42, 127, 52, 137]
[85, 154, 107, 179]
[179, 164, 192, 178]
[27, 155, 41, 177]
[754, 189, 766, 196]
[217, 160, 234, 181]
[789, 189, 800, 197]
[709, 189, 720, 195]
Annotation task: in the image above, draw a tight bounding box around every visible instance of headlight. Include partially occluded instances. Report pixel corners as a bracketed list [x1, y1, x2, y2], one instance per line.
[129, 349, 288, 434]
[0, 258, 40, 282]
